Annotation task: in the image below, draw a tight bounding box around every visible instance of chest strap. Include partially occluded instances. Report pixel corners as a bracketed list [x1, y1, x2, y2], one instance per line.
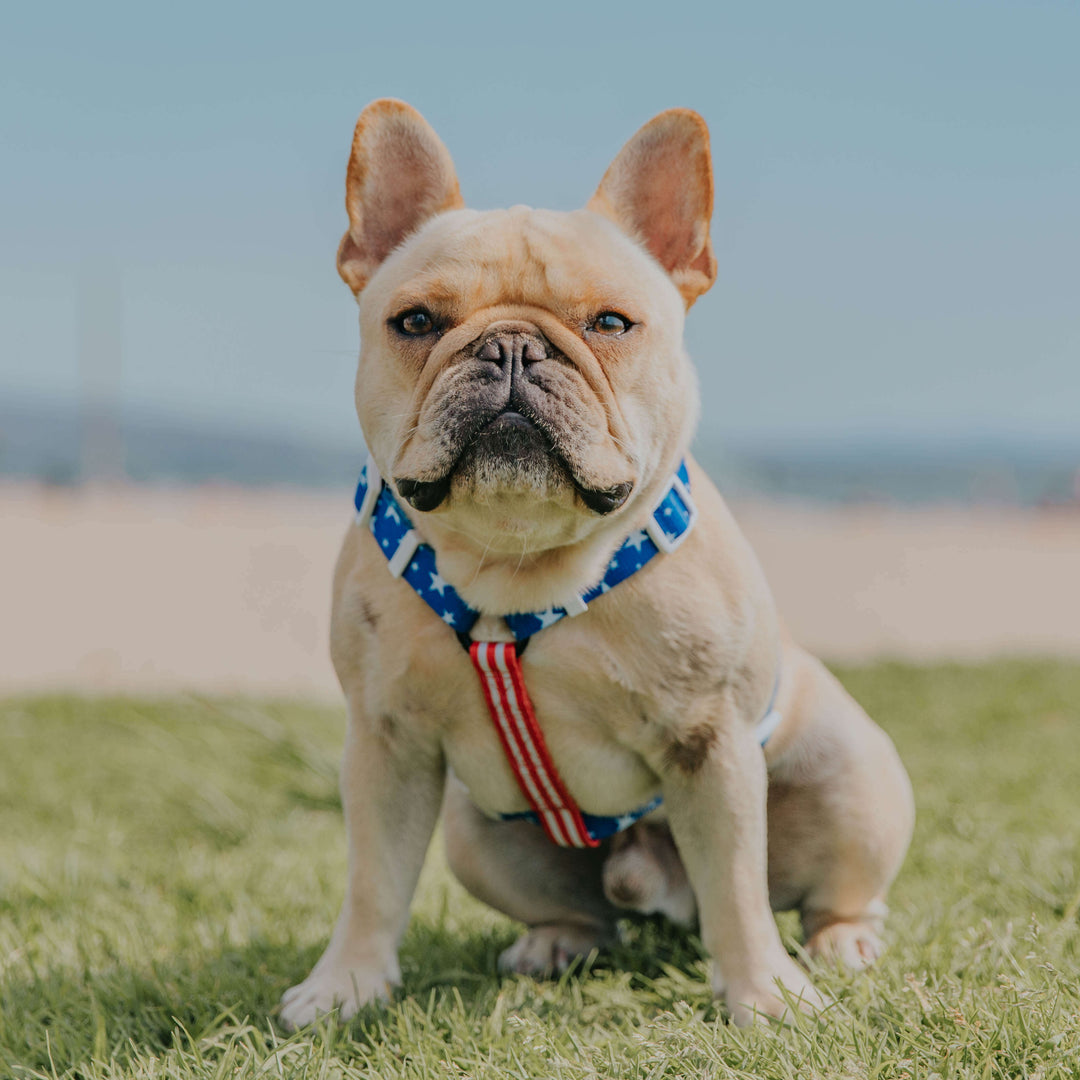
[470, 641, 599, 848]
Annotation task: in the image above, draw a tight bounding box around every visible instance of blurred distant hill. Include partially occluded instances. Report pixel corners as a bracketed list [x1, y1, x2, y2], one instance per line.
[0, 397, 360, 489]
[1, 396, 1077, 506]
[711, 436, 1080, 507]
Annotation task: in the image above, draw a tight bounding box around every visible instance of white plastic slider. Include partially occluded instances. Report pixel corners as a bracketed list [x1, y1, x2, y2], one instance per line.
[355, 451, 382, 528]
[387, 529, 421, 578]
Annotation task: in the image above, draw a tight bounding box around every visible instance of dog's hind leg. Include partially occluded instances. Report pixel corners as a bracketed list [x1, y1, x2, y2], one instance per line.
[764, 648, 914, 972]
[442, 774, 617, 975]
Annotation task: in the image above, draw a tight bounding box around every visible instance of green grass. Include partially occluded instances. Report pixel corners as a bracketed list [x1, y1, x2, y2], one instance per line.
[2, 661, 1079, 1078]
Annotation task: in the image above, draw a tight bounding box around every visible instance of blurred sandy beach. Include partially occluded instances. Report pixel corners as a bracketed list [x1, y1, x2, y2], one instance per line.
[3, 482, 1078, 701]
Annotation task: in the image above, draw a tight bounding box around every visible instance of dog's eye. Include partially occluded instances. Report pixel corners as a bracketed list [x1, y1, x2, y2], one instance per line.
[394, 309, 436, 336]
[590, 312, 631, 335]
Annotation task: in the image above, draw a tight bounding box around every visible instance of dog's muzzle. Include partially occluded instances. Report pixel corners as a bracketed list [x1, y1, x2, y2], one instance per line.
[393, 324, 633, 515]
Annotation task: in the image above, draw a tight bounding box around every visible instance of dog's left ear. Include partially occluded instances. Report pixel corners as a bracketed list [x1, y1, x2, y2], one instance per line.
[337, 99, 464, 294]
[587, 109, 717, 308]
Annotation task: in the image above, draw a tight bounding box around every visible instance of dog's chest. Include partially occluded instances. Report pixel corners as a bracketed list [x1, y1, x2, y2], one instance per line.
[381, 623, 718, 820]
[390, 630, 673, 812]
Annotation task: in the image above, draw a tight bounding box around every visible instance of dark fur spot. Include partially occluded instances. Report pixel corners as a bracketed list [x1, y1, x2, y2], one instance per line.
[358, 598, 379, 630]
[606, 878, 644, 906]
[685, 644, 709, 676]
[663, 722, 718, 776]
[377, 712, 398, 742]
[655, 635, 728, 698]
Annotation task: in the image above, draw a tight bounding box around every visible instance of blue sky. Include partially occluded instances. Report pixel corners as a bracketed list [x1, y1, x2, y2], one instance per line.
[2, 0, 1077, 450]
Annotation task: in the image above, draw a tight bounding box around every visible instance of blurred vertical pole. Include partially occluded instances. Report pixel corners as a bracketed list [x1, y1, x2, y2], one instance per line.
[78, 262, 126, 485]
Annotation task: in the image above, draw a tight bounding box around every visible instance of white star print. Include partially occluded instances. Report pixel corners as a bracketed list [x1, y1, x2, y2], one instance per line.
[614, 813, 638, 833]
[362, 466, 691, 647]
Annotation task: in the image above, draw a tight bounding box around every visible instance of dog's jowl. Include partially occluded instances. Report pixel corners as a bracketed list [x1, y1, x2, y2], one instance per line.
[279, 99, 914, 1030]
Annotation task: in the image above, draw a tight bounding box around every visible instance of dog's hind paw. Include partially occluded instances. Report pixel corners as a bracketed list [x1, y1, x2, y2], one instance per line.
[498, 922, 609, 977]
[805, 919, 885, 971]
[803, 901, 887, 971]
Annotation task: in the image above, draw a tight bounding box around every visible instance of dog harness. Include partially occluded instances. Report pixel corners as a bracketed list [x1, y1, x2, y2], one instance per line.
[354, 453, 782, 848]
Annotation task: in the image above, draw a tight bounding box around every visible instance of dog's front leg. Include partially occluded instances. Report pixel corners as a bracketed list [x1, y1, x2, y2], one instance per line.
[660, 701, 826, 1026]
[280, 699, 444, 1030]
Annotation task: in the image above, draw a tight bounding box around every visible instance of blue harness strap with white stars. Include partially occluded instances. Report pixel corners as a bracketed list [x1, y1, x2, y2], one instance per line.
[353, 454, 699, 639]
[353, 453, 782, 846]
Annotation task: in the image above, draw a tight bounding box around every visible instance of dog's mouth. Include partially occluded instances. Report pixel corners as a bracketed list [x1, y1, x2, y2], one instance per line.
[394, 408, 633, 516]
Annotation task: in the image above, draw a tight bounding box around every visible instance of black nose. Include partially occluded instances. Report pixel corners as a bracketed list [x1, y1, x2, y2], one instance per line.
[475, 331, 548, 367]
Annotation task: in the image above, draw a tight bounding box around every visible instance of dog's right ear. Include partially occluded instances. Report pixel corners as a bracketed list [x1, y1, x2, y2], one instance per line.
[337, 99, 463, 294]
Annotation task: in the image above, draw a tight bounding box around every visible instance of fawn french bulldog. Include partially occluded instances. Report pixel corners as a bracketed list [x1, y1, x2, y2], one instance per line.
[279, 99, 913, 1029]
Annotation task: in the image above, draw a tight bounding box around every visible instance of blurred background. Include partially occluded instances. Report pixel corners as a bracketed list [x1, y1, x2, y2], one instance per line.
[3, 0, 1078, 698]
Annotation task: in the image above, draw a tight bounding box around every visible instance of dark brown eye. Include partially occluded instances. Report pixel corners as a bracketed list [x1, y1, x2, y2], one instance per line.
[394, 309, 435, 336]
[590, 312, 631, 335]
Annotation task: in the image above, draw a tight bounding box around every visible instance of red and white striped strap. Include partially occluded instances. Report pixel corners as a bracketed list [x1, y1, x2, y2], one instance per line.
[469, 640, 599, 849]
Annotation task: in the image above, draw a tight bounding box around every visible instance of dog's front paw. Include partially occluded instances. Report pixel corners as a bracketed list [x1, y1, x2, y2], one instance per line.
[498, 922, 609, 977]
[279, 964, 396, 1030]
[723, 954, 830, 1027]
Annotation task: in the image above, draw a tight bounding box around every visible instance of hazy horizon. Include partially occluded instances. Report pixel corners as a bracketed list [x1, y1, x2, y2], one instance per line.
[4, 391, 1077, 507]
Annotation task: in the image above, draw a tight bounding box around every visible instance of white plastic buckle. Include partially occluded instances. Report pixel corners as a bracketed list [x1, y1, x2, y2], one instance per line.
[563, 594, 589, 617]
[387, 528, 421, 578]
[355, 451, 382, 528]
[644, 472, 698, 554]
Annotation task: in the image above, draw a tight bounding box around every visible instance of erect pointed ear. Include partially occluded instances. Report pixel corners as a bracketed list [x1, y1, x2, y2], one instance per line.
[336, 99, 464, 294]
[587, 109, 717, 308]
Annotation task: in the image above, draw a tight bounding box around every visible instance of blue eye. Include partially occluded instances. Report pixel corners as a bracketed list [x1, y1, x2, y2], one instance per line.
[591, 312, 630, 335]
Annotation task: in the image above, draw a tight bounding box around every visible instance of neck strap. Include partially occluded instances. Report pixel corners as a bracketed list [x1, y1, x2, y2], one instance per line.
[354, 454, 697, 641]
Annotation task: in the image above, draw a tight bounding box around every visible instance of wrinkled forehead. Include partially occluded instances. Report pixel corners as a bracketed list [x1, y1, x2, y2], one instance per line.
[360, 206, 679, 323]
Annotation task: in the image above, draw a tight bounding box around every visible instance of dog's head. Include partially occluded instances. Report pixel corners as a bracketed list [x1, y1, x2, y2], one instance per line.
[339, 100, 716, 607]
